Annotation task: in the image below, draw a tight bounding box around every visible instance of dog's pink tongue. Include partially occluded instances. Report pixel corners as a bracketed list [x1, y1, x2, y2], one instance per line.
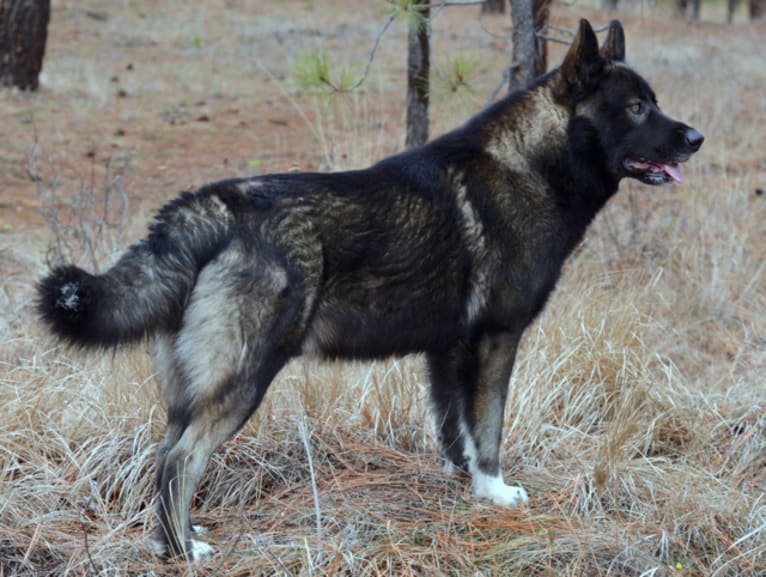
[663, 163, 684, 183]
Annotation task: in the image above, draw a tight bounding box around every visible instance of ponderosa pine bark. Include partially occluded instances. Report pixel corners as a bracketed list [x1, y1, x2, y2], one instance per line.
[405, 0, 430, 147]
[0, 0, 50, 90]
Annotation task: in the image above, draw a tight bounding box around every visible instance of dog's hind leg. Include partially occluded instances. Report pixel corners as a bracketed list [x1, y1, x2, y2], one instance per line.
[153, 249, 312, 560]
[428, 332, 528, 506]
[150, 335, 187, 557]
[151, 335, 236, 558]
[156, 386, 262, 560]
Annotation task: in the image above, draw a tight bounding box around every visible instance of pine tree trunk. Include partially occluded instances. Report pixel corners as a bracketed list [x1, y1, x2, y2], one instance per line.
[727, 0, 737, 22]
[0, 0, 50, 90]
[509, 0, 535, 92]
[532, 0, 550, 76]
[751, 0, 765, 20]
[677, 0, 701, 19]
[405, 0, 429, 148]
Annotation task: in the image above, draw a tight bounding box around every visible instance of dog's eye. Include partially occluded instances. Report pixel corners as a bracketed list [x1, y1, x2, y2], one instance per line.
[629, 102, 643, 114]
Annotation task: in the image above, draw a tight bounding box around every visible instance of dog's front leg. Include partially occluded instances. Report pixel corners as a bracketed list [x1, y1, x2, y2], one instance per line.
[429, 331, 528, 506]
[463, 330, 528, 507]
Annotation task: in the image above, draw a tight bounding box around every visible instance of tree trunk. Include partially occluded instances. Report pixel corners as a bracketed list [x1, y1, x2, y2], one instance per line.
[509, 0, 535, 92]
[727, 0, 737, 22]
[406, 0, 430, 148]
[482, 0, 506, 14]
[677, 0, 701, 19]
[750, 0, 766, 20]
[532, 0, 551, 76]
[0, 0, 50, 90]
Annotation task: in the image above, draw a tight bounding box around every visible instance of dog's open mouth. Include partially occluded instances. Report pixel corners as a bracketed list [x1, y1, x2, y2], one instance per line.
[623, 156, 684, 185]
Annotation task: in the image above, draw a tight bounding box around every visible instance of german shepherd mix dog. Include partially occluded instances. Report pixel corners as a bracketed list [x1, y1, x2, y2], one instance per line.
[38, 20, 702, 560]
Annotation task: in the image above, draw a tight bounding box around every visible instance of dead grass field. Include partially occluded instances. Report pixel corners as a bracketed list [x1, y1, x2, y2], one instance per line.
[1, 0, 764, 575]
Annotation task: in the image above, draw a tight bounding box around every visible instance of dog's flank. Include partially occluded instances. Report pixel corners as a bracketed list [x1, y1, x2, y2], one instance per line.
[36, 19, 703, 561]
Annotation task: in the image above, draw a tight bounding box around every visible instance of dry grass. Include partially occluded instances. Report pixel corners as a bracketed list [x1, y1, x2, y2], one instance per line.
[1, 1, 764, 576]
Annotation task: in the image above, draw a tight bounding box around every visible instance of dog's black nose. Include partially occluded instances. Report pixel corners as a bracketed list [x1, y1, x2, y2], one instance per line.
[685, 128, 704, 151]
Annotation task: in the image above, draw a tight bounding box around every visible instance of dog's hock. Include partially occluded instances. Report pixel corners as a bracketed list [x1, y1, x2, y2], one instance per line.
[472, 471, 529, 507]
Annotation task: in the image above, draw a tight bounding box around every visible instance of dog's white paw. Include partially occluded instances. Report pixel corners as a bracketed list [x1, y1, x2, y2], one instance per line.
[150, 537, 166, 557]
[149, 535, 214, 561]
[190, 539, 215, 559]
[191, 524, 209, 535]
[489, 483, 529, 507]
[472, 471, 529, 507]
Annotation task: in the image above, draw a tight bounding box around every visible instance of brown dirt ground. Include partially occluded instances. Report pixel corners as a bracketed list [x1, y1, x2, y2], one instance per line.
[0, 1, 399, 233]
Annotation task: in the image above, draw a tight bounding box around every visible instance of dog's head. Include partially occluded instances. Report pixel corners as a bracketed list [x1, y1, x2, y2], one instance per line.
[562, 19, 704, 185]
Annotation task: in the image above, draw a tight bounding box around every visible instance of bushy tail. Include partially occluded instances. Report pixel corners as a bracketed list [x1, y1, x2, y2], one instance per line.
[37, 183, 241, 348]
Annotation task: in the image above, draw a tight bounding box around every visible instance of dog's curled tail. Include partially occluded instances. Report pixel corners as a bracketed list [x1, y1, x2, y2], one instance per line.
[37, 184, 239, 348]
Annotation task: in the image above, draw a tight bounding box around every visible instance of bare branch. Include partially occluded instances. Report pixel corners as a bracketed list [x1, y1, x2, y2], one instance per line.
[349, 0, 487, 93]
[539, 23, 576, 37]
[535, 32, 572, 45]
[424, 0, 487, 6]
[348, 13, 398, 90]
[428, 0, 487, 21]
[535, 23, 612, 46]
[486, 62, 520, 106]
[477, 12, 512, 40]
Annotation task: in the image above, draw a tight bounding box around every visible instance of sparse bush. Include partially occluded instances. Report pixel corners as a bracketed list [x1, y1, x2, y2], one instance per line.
[31, 143, 130, 272]
[433, 52, 481, 96]
[292, 49, 358, 95]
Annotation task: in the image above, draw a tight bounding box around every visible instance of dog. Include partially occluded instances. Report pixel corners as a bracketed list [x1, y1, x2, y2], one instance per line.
[37, 19, 703, 560]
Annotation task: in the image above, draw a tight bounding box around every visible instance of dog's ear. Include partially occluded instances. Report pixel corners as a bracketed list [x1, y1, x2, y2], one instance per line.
[562, 19, 605, 91]
[600, 20, 625, 62]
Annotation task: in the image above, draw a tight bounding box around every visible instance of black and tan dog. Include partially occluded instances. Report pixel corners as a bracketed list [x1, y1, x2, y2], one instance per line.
[37, 19, 703, 560]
